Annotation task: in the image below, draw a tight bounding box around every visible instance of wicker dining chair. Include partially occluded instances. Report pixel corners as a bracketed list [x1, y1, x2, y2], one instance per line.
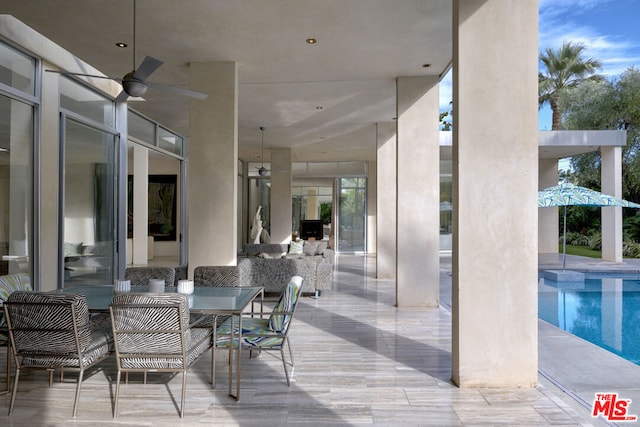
[214, 275, 304, 386]
[124, 266, 176, 287]
[4, 291, 113, 417]
[0, 273, 31, 395]
[109, 293, 213, 418]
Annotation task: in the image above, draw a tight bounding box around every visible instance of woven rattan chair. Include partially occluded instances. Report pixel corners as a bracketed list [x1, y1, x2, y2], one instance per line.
[0, 273, 31, 395]
[124, 266, 176, 287]
[214, 276, 303, 386]
[109, 293, 213, 418]
[4, 291, 112, 417]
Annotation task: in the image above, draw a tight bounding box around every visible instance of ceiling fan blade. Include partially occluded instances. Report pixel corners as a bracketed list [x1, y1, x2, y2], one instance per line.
[146, 81, 208, 99]
[132, 55, 164, 81]
[45, 69, 120, 81]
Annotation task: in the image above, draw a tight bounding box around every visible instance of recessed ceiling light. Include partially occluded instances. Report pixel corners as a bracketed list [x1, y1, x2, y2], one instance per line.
[320, 137, 326, 140]
[316, 106, 323, 110]
[306, 38, 317, 44]
[422, 63, 431, 68]
[116, 42, 128, 48]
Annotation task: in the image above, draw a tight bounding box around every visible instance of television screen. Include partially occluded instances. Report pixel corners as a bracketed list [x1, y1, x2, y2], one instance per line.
[300, 219, 323, 240]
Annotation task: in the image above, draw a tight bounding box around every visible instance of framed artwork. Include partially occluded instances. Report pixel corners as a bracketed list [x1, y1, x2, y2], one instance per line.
[148, 175, 177, 241]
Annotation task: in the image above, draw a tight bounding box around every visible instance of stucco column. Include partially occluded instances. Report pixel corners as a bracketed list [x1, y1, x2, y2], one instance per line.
[188, 62, 238, 275]
[132, 145, 149, 264]
[396, 76, 440, 307]
[539, 158, 559, 253]
[601, 146, 623, 262]
[39, 61, 61, 291]
[270, 148, 292, 244]
[376, 122, 396, 278]
[452, 0, 538, 387]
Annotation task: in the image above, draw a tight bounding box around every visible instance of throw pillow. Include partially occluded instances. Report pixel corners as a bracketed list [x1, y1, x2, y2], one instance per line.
[315, 241, 328, 255]
[303, 240, 318, 256]
[288, 240, 303, 255]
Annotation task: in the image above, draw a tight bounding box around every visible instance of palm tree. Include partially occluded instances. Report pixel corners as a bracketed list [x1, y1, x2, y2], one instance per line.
[539, 41, 602, 130]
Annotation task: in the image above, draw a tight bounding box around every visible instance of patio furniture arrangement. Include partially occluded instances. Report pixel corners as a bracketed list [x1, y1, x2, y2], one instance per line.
[109, 293, 213, 418]
[3, 291, 113, 417]
[215, 276, 304, 386]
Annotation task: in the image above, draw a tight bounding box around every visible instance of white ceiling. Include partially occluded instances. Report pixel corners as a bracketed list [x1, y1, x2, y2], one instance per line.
[0, 0, 452, 163]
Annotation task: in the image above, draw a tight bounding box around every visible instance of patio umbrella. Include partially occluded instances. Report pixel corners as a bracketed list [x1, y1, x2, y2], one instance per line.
[538, 183, 640, 269]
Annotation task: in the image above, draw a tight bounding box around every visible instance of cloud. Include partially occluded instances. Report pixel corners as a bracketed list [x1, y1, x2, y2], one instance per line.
[539, 0, 639, 78]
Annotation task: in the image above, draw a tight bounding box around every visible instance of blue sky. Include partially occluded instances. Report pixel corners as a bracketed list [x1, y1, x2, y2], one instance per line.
[440, 0, 640, 130]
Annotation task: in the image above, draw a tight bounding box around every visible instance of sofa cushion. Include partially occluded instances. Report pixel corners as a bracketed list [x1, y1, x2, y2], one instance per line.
[303, 240, 318, 256]
[315, 241, 328, 255]
[288, 240, 303, 255]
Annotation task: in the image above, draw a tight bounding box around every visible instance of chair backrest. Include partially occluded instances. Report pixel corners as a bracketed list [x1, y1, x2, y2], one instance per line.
[5, 291, 91, 354]
[193, 266, 239, 287]
[110, 293, 189, 362]
[268, 276, 304, 333]
[124, 266, 176, 287]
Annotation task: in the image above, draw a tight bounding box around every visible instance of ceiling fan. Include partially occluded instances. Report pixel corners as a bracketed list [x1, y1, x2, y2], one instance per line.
[45, 0, 207, 102]
[257, 126, 270, 176]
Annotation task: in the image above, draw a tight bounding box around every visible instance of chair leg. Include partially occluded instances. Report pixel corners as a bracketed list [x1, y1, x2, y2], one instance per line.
[281, 347, 291, 386]
[180, 371, 187, 418]
[8, 367, 19, 415]
[113, 370, 121, 418]
[72, 370, 84, 418]
[286, 337, 295, 368]
[1, 343, 10, 395]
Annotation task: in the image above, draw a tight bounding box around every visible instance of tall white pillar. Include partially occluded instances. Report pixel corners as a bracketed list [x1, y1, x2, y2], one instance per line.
[188, 62, 238, 276]
[39, 61, 61, 291]
[601, 146, 623, 262]
[376, 122, 396, 278]
[132, 145, 149, 264]
[367, 159, 377, 254]
[396, 76, 440, 307]
[270, 148, 292, 244]
[452, 0, 538, 387]
[539, 158, 559, 253]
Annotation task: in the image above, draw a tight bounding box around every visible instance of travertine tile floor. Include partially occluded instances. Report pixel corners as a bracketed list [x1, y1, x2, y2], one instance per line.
[0, 254, 620, 426]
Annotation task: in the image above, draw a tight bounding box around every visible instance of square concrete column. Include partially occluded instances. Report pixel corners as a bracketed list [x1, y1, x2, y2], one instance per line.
[396, 76, 440, 307]
[539, 158, 559, 253]
[452, 0, 538, 387]
[376, 122, 397, 279]
[270, 148, 292, 244]
[601, 146, 623, 262]
[188, 62, 238, 275]
[367, 159, 377, 254]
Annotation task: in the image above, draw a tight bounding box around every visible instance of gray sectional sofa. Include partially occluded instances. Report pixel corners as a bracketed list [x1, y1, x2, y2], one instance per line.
[238, 241, 334, 296]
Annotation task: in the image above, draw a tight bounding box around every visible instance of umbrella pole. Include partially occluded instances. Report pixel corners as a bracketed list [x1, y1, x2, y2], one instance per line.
[563, 205, 567, 270]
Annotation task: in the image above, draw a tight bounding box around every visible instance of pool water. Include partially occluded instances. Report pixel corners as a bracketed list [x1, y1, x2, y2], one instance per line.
[538, 273, 640, 365]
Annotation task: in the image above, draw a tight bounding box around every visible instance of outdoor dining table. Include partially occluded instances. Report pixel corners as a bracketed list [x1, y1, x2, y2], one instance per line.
[59, 284, 264, 401]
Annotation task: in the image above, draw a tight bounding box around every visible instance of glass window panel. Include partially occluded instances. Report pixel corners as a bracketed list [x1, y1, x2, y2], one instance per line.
[0, 42, 35, 95]
[158, 126, 183, 156]
[0, 97, 33, 276]
[60, 77, 114, 127]
[128, 110, 155, 144]
[337, 177, 366, 252]
[63, 119, 116, 286]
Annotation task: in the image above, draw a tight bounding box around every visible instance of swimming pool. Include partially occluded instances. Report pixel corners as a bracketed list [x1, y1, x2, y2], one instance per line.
[538, 273, 640, 365]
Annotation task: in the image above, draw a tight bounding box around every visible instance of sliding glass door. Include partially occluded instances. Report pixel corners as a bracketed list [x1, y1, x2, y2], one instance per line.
[61, 118, 118, 286]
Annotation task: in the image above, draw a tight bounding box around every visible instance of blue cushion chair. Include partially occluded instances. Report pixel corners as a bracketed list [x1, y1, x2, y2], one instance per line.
[214, 276, 304, 386]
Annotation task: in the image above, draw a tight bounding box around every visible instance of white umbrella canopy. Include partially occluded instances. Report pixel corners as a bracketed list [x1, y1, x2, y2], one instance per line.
[538, 183, 640, 269]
